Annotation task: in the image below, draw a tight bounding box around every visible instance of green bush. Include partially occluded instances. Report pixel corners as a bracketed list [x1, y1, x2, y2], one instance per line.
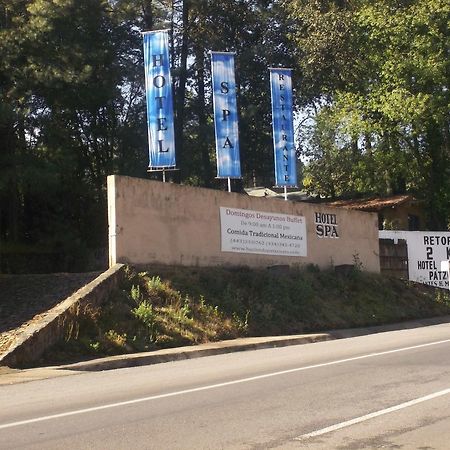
[132, 300, 157, 341]
[39, 264, 450, 365]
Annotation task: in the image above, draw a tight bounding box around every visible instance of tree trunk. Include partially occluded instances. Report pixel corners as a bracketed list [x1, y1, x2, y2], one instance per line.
[426, 120, 446, 229]
[142, 0, 153, 30]
[0, 115, 20, 242]
[174, 0, 189, 177]
[195, 45, 213, 186]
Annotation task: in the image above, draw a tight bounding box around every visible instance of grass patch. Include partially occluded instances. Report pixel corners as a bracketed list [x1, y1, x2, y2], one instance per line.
[40, 264, 450, 365]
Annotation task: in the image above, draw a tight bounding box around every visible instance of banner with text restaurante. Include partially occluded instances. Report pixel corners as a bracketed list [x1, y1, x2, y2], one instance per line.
[270, 68, 297, 187]
[143, 30, 176, 169]
[211, 52, 241, 178]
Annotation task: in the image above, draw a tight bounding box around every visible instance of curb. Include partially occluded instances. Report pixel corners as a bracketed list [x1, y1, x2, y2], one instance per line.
[1, 315, 449, 385]
[59, 314, 450, 372]
[59, 333, 333, 372]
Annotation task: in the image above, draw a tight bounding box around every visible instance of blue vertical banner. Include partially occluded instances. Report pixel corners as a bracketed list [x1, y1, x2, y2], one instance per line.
[143, 30, 176, 169]
[270, 68, 297, 187]
[211, 52, 241, 179]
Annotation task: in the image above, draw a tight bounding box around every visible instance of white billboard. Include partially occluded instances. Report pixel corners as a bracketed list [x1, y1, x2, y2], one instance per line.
[380, 230, 450, 289]
[220, 207, 307, 257]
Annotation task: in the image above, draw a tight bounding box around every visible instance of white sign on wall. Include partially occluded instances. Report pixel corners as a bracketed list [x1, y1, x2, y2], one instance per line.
[380, 230, 450, 289]
[220, 207, 307, 257]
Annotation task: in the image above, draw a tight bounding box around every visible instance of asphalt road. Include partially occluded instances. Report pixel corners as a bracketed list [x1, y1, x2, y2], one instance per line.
[1, 322, 450, 449]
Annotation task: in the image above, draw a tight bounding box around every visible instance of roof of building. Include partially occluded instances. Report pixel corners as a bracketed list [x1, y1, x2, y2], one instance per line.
[244, 187, 278, 197]
[325, 194, 417, 212]
[275, 191, 315, 202]
[245, 187, 316, 202]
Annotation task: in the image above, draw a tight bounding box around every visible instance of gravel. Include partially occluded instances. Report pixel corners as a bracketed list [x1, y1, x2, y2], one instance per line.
[0, 272, 101, 355]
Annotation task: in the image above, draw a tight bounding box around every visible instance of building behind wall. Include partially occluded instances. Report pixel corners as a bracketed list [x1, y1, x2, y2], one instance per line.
[325, 195, 425, 231]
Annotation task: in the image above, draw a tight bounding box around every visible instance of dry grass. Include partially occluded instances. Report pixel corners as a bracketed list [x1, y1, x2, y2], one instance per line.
[39, 264, 450, 365]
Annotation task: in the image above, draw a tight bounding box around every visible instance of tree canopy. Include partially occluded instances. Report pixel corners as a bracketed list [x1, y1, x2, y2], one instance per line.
[0, 0, 448, 272]
[288, 0, 449, 229]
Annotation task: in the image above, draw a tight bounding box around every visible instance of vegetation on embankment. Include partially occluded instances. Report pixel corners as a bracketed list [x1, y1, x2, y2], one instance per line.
[43, 264, 450, 364]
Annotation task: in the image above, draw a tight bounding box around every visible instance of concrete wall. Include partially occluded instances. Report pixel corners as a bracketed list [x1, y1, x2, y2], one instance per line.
[108, 175, 380, 272]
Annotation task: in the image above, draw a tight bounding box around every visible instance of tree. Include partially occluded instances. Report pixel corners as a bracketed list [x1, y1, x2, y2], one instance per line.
[172, 0, 296, 188]
[0, 0, 150, 270]
[288, 0, 450, 229]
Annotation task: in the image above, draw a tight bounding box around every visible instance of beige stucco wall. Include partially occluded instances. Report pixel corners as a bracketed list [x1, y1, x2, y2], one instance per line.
[108, 175, 380, 272]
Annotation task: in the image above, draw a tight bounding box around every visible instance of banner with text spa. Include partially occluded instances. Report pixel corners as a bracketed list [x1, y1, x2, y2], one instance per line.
[211, 52, 241, 179]
[270, 68, 297, 187]
[143, 30, 176, 169]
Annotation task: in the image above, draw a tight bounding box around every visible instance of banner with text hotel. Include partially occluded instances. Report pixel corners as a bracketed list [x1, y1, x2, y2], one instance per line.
[270, 68, 297, 187]
[143, 30, 176, 169]
[211, 52, 242, 179]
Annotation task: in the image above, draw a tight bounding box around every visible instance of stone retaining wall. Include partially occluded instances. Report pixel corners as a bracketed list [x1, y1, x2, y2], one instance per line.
[0, 264, 126, 368]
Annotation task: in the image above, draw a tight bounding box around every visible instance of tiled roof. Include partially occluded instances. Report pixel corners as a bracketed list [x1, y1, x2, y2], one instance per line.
[325, 195, 415, 212]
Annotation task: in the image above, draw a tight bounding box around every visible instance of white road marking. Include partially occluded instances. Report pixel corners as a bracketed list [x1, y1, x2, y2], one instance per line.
[295, 387, 450, 440]
[1, 338, 450, 430]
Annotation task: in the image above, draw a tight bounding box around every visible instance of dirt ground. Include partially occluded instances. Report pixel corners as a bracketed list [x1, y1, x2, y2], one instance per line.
[0, 272, 101, 355]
